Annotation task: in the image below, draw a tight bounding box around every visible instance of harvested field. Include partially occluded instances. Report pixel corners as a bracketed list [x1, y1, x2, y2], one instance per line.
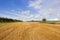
[0, 22, 60, 40]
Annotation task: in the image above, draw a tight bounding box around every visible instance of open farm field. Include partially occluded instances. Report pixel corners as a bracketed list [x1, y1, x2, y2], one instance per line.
[0, 22, 60, 40]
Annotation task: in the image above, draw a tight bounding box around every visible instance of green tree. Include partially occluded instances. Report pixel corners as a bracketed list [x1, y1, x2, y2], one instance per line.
[42, 18, 46, 22]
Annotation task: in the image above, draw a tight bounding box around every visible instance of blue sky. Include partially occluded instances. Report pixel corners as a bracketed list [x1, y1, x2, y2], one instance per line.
[0, 0, 60, 21]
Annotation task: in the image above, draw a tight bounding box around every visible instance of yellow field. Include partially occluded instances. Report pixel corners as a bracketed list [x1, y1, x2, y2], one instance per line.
[0, 22, 60, 40]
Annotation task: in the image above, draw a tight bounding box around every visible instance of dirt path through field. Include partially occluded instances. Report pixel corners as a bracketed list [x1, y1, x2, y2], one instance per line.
[0, 22, 60, 40]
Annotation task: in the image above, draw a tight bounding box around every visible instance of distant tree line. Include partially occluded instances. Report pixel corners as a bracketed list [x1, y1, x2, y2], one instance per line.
[27, 18, 47, 22]
[0, 17, 23, 22]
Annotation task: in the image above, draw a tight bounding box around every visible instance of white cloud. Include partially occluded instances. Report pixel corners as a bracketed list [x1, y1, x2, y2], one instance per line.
[44, 0, 60, 9]
[27, 15, 34, 18]
[20, 10, 30, 15]
[6, 10, 22, 17]
[47, 18, 60, 21]
[28, 0, 42, 10]
[28, 0, 60, 20]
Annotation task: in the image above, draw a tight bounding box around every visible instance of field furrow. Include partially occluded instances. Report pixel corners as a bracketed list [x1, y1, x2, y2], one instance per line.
[0, 22, 60, 40]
